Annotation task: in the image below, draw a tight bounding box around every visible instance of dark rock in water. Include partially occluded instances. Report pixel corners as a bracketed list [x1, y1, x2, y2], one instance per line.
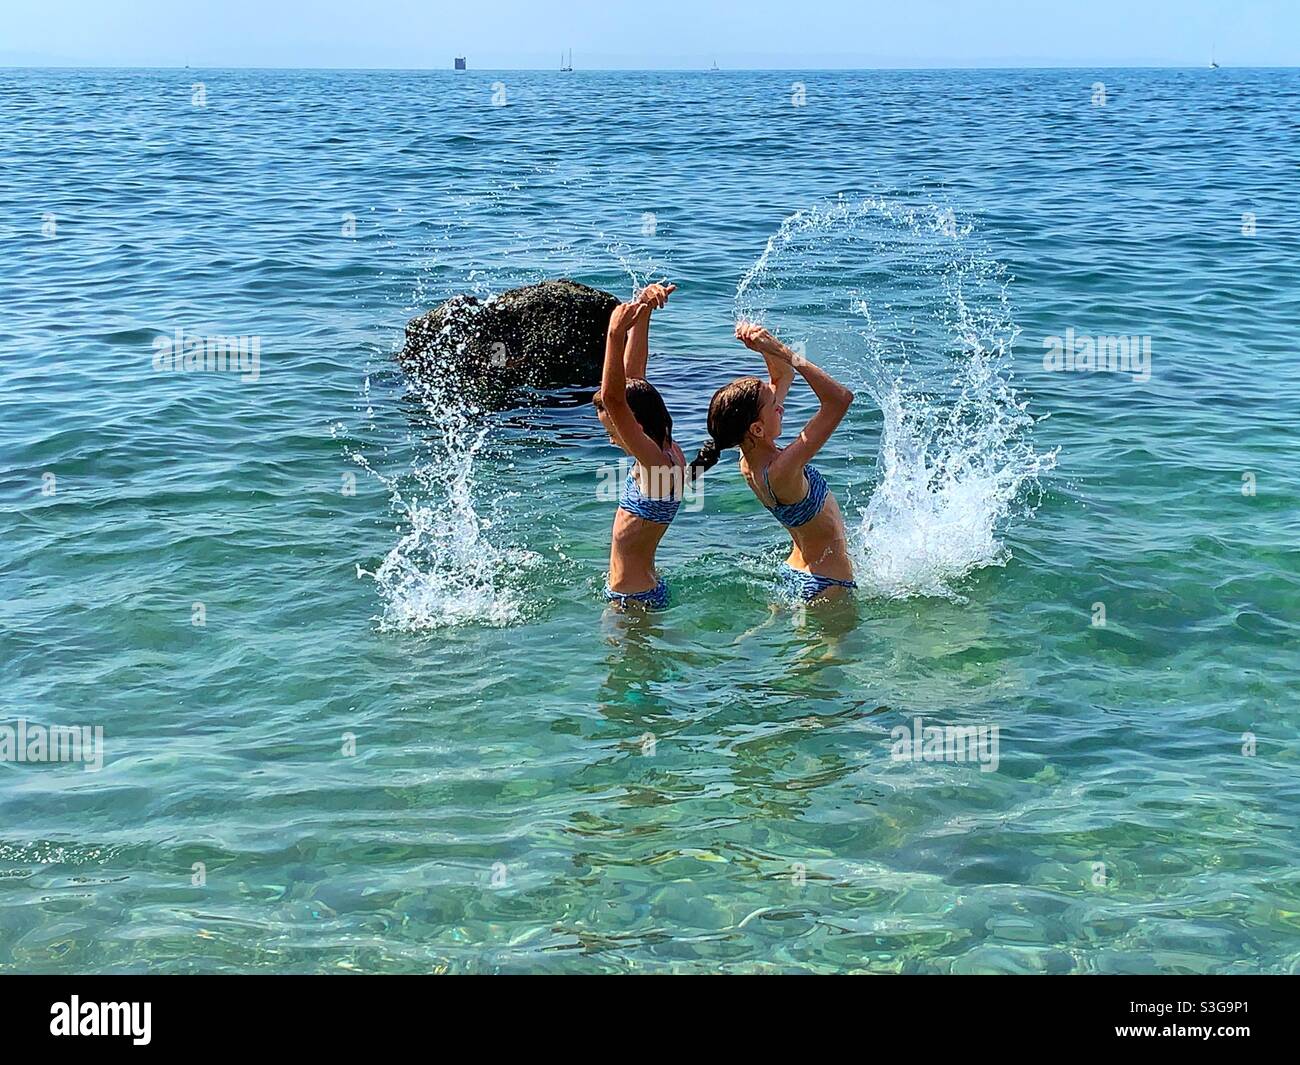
[400, 279, 618, 406]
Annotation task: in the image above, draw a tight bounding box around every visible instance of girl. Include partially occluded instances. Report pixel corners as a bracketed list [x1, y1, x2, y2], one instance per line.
[593, 282, 687, 609]
[690, 322, 858, 601]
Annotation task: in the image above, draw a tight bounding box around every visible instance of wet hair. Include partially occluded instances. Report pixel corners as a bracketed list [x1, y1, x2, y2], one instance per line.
[593, 378, 672, 450]
[687, 376, 765, 482]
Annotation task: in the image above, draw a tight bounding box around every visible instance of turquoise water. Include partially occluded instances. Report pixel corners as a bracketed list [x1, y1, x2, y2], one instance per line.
[2, 67, 1298, 974]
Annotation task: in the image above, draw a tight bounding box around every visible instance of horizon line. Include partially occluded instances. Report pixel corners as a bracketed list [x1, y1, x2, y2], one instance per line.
[2, 62, 1293, 72]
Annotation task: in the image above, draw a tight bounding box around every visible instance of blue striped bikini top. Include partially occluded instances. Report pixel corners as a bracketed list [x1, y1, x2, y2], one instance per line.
[763, 463, 829, 528]
[619, 469, 681, 525]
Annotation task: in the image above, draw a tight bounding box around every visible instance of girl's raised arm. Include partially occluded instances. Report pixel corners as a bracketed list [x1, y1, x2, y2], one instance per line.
[737, 323, 853, 480]
[602, 302, 673, 472]
[737, 322, 794, 407]
[622, 282, 675, 380]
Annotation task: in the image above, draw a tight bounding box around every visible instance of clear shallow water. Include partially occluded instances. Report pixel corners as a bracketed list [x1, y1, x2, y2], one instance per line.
[2, 67, 1298, 974]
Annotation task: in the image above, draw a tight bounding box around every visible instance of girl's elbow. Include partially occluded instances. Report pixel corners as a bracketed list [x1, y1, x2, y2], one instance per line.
[837, 387, 855, 411]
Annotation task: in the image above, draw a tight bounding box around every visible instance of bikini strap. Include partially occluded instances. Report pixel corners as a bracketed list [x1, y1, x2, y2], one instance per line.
[762, 464, 786, 507]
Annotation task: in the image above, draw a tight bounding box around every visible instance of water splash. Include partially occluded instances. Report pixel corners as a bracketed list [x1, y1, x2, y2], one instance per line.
[351, 298, 541, 630]
[362, 435, 540, 631]
[601, 234, 670, 296]
[736, 196, 1055, 600]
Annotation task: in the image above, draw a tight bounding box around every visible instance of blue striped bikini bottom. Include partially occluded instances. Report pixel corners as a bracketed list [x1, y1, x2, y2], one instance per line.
[603, 577, 670, 610]
[778, 563, 857, 602]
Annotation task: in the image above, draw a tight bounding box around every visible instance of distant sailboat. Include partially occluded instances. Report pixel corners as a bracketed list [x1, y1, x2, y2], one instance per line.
[561, 49, 573, 72]
[1210, 44, 1219, 69]
[710, 58, 719, 72]
[454, 56, 467, 71]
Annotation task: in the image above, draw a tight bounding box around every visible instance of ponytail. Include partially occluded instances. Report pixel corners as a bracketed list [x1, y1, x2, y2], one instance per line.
[687, 438, 722, 484]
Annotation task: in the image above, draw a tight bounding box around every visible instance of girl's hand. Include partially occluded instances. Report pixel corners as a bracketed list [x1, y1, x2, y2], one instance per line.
[735, 321, 793, 363]
[636, 282, 676, 311]
[609, 301, 649, 336]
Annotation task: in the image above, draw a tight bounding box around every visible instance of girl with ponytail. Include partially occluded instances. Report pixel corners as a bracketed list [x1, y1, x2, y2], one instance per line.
[693, 322, 858, 601]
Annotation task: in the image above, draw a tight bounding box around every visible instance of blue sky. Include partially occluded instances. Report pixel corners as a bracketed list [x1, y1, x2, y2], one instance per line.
[2, 0, 1295, 69]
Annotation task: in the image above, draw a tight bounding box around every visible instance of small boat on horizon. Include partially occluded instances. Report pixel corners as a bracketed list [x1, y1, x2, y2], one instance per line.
[560, 49, 573, 72]
[454, 56, 466, 71]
